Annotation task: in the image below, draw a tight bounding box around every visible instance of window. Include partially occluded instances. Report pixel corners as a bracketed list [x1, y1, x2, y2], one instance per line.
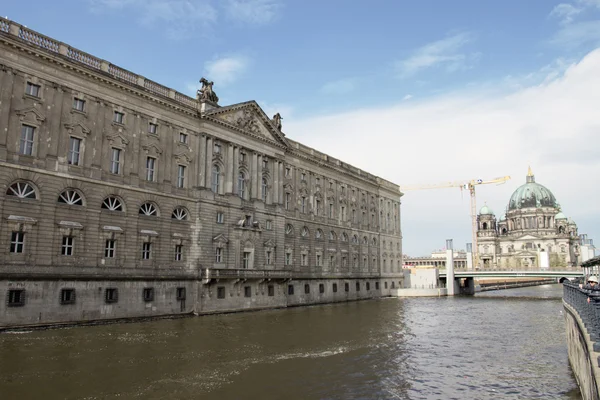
[285, 224, 293, 235]
[7, 289, 25, 307]
[268, 285, 274, 296]
[73, 98, 85, 112]
[217, 286, 226, 299]
[375, 282, 380, 290]
[172, 207, 188, 220]
[341, 233, 348, 242]
[329, 182, 333, 189]
[148, 122, 158, 134]
[266, 220, 272, 230]
[366, 282, 371, 291]
[329, 231, 336, 241]
[212, 165, 220, 193]
[385, 282, 388, 289]
[139, 203, 157, 216]
[10, 232, 24, 253]
[345, 283, 349, 292]
[243, 252, 251, 269]
[315, 199, 321, 215]
[238, 172, 246, 198]
[288, 285, 294, 295]
[244, 286, 251, 298]
[261, 177, 268, 202]
[342, 256, 347, 267]
[315, 178, 320, 186]
[301, 197, 306, 213]
[301, 254, 307, 266]
[60, 288, 76, 305]
[341, 186, 346, 195]
[319, 284, 325, 294]
[285, 252, 292, 265]
[114, 111, 124, 124]
[301, 227, 309, 237]
[25, 82, 40, 97]
[341, 206, 346, 220]
[391, 281, 396, 289]
[304, 284, 310, 294]
[316, 254, 322, 266]
[58, 189, 83, 206]
[285, 167, 290, 177]
[266, 251, 272, 265]
[61, 236, 74, 256]
[179, 133, 188, 144]
[316, 229, 322, 239]
[68, 137, 81, 165]
[356, 282, 360, 291]
[285, 193, 291, 210]
[176, 287, 186, 300]
[215, 247, 223, 263]
[142, 242, 152, 260]
[329, 203, 334, 218]
[301, 173, 306, 181]
[105, 288, 118, 303]
[110, 148, 121, 174]
[105, 239, 116, 258]
[146, 157, 156, 181]
[175, 245, 183, 261]
[216, 212, 224, 224]
[333, 283, 338, 293]
[329, 255, 334, 267]
[20, 125, 35, 155]
[143, 288, 154, 302]
[262, 159, 268, 169]
[213, 143, 221, 154]
[7, 181, 36, 199]
[240, 152, 247, 163]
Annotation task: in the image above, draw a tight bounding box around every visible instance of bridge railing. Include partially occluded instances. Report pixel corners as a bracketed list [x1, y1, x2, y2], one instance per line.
[563, 282, 600, 359]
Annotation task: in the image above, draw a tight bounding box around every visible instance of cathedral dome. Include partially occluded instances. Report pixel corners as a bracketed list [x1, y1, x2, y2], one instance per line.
[479, 204, 494, 215]
[555, 212, 567, 220]
[507, 168, 558, 211]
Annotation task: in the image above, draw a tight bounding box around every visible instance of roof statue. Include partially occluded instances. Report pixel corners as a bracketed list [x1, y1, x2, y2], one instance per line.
[271, 113, 282, 131]
[197, 77, 219, 104]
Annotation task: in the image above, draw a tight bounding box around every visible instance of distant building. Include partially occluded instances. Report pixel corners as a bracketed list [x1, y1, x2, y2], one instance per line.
[477, 168, 582, 268]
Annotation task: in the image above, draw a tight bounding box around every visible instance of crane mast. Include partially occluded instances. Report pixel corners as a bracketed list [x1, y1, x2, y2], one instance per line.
[402, 176, 510, 269]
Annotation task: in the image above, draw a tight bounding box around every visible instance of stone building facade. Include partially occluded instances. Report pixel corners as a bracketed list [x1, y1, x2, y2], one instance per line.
[0, 18, 403, 329]
[476, 168, 579, 268]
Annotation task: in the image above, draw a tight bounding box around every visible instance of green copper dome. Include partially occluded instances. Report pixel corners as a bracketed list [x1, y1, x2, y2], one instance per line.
[479, 204, 494, 215]
[507, 169, 558, 211]
[555, 212, 567, 220]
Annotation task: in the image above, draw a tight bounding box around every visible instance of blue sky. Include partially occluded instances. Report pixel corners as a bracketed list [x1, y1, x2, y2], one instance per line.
[4, 1, 600, 256]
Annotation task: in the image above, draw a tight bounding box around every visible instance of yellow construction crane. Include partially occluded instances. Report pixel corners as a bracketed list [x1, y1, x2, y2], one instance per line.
[401, 176, 511, 268]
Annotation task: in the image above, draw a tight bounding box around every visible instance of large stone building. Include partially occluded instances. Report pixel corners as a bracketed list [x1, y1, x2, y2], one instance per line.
[476, 168, 580, 268]
[0, 18, 403, 329]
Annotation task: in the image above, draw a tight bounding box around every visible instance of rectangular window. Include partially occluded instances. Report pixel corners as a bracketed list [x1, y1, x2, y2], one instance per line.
[352, 209, 356, 223]
[329, 255, 334, 267]
[243, 251, 251, 269]
[341, 206, 346, 220]
[319, 283, 325, 294]
[366, 282, 371, 291]
[285, 252, 292, 266]
[301, 173, 306, 181]
[392, 281, 396, 289]
[148, 122, 158, 134]
[68, 136, 81, 165]
[20, 125, 35, 156]
[114, 111, 124, 124]
[262, 159, 268, 169]
[266, 220, 272, 230]
[316, 254, 322, 267]
[109, 148, 121, 174]
[146, 157, 156, 181]
[285, 167, 290, 177]
[104, 239, 116, 258]
[60, 288, 76, 305]
[214, 143, 221, 154]
[73, 98, 85, 112]
[375, 282, 380, 290]
[175, 245, 183, 261]
[176, 287, 186, 300]
[345, 282, 350, 292]
[356, 282, 360, 291]
[177, 165, 186, 188]
[333, 283, 338, 293]
[105, 288, 118, 303]
[268, 285, 274, 296]
[301, 253, 307, 266]
[288, 285, 294, 295]
[285, 193, 291, 210]
[315, 199, 320, 215]
[304, 284, 310, 294]
[61, 236, 74, 256]
[7, 289, 25, 307]
[215, 247, 223, 263]
[10, 232, 24, 253]
[142, 242, 152, 260]
[216, 212, 224, 224]
[143, 288, 154, 302]
[179, 132, 188, 144]
[342, 256, 347, 267]
[301, 197, 306, 213]
[329, 182, 333, 189]
[240, 152, 246, 162]
[244, 286, 251, 298]
[266, 251, 272, 265]
[25, 82, 40, 97]
[217, 286, 226, 299]
[329, 203, 334, 218]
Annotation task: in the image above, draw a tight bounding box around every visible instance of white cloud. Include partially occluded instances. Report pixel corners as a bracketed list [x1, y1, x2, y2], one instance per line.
[402, 94, 413, 101]
[550, 3, 583, 24]
[550, 0, 600, 46]
[203, 55, 250, 85]
[394, 32, 478, 78]
[320, 79, 356, 95]
[89, 0, 217, 38]
[285, 49, 600, 256]
[224, 0, 281, 25]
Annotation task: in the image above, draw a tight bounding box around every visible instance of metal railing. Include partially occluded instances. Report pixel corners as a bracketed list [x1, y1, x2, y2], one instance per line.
[563, 282, 600, 351]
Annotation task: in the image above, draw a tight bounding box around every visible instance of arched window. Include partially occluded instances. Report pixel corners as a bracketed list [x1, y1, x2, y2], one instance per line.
[482, 222, 488, 230]
[7, 181, 36, 199]
[58, 189, 83, 206]
[139, 202, 158, 216]
[329, 231, 337, 241]
[285, 224, 294, 235]
[261, 177, 268, 202]
[315, 229, 323, 239]
[102, 196, 123, 211]
[212, 165, 220, 193]
[352, 235, 358, 244]
[372, 237, 377, 246]
[301, 226, 309, 237]
[238, 172, 246, 199]
[363, 236, 368, 245]
[172, 207, 188, 220]
[341, 232, 348, 242]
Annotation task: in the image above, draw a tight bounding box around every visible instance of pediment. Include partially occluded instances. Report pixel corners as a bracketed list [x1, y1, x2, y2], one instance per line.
[175, 152, 193, 164]
[105, 133, 129, 147]
[16, 107, 45, 122]
[514, 250, 537, 257]
[204, 101, 288, 147]
[264, 239, 276, 247]
[65, 122, 91, 136]
[516, 234, 540, 241]
[213, 234, 229, 243]
[142, 143, 163, 156]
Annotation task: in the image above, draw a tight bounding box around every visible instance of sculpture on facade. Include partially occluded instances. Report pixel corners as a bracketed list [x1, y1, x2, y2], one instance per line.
[271, 113, 282, 131]
[197, 77, 219, 103]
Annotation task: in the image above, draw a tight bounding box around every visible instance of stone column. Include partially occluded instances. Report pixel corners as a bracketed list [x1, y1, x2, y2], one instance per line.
[226, 143, 234, 194]
[257, 155, 263, 201]
[446, 239, 456, 296]
[251, 152, 258, 199]
[205, 137, 213, 190]
[198, 135, 206, 187]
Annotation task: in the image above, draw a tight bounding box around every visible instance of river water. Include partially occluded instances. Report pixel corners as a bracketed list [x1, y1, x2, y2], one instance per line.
[0, 284, 582, 400]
